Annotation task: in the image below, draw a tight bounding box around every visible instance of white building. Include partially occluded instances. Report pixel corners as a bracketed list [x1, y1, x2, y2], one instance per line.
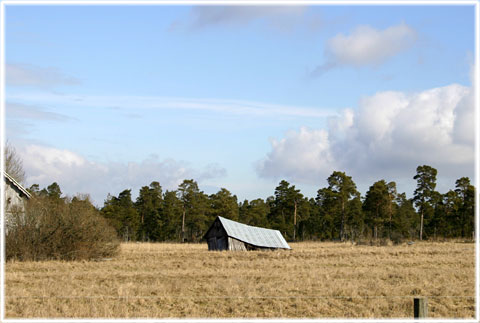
[4, 171, 31, 228]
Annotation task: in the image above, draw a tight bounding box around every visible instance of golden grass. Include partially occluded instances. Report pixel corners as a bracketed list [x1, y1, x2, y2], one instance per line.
[5, 241, 475, 319]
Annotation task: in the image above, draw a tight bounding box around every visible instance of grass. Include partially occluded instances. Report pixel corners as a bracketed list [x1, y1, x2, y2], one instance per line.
[5, 241, 475, 318]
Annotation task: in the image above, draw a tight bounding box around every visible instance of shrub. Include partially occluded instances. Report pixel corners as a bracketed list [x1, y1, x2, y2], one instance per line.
[390, 232, 404, 245]
[6, 195, 120, 261]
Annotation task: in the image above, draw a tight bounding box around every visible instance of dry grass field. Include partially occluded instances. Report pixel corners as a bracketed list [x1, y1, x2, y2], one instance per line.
[5, 241, 475, 319]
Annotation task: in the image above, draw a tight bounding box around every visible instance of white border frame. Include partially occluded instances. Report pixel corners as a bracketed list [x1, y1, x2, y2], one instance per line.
[0, 0, 478, 322]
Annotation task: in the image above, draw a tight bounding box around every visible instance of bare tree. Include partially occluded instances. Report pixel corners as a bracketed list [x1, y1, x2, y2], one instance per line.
[5, 141, 26, 184]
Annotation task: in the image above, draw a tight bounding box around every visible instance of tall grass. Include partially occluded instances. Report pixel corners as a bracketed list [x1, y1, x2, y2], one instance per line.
[5, 241, 475, 318]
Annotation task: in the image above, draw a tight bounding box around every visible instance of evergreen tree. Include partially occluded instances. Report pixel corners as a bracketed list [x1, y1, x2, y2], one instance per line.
[413, 165, 438, 240]
[441, 190, 461, 238]
[346, 196, 364, 241]
[177, 180, 208, 242]
[161, 190, 183, 241]
[393, 193, 418, 240]
[268, 180, 303, 241]
[314, 187, 338, 240]
[455, 177, 475, 238]
[239, 199, 270, 228]
[135, 181, 163, 241]
[208, 188, 239, 222]
[47, 182, 62, 200]
[101, 189, 139, 241]
[325, 171, 360, 241]
[363, 179, 395, 239]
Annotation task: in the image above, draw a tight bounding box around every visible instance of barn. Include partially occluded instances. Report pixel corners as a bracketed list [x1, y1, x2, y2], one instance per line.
[3, 171, 31, 230]
[204, 216, 291, 251]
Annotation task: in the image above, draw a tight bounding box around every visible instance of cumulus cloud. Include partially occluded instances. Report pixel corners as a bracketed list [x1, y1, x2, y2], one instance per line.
[312, 23, 417, 76]
[257, 127, 334, 185]
[6, 63, 80, 88]
[19, 145, 227, 205]
[257, 83, 474, 188]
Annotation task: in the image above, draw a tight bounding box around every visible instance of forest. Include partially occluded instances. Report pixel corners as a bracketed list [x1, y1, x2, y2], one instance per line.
[26, 165, 475, 243]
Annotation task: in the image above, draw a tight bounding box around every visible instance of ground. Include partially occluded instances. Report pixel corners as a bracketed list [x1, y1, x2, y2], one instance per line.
[5, 241, 475, 318]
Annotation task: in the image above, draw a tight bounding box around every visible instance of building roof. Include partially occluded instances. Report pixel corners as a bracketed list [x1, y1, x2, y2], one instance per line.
[3, 171, 31, 199]
[216, 216, 291, 249]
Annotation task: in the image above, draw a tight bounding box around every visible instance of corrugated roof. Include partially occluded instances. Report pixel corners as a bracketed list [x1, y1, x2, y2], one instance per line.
[3, 171, 31, 199]
[217, 216, 291, 249]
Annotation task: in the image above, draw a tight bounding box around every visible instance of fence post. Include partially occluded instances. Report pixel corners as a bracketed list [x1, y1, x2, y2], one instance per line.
[414, 297, 428, 318]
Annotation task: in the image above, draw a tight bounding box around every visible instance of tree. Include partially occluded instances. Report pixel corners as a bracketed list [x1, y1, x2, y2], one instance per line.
[208, 188, 239, 222]
[101, 189, 140, 241]
[440, 190, 461, 238]
[314, 187, 338, 240]
[239, 198, 270, 228]
[413, 165, 438, 240]
[177, 179, 208, 242]
[135, 181, 163, 241]
[28, 184, 41, 196]
[394, 193, 418, 240]
[268, 180, 304, 241]
[5, 142, 26, 184]
[346, 196, 364, 241]
[161, 190, 183, 241]
[326, 171, 360, 241]
[47, 182, 62, 200]
[295, 196, 312, 241]
[427, 191, 444, 240]
[363, 180, 390, 240]
[455, 177, 475, 238]
[386, 182, 397, 239]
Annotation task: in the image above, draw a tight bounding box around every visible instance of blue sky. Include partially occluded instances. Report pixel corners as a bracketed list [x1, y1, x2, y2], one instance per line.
[4, 3, 476, 205]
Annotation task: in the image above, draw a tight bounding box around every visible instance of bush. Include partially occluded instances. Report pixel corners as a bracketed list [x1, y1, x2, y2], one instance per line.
[390, 232, 404, 245]
[6, 195, 120, 261]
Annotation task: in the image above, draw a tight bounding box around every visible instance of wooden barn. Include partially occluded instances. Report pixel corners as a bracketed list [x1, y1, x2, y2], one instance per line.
[3, 171, 31, 230]
[204, 216, 291, 251]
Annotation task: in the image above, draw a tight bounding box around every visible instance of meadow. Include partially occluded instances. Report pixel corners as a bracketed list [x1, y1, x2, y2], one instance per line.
[5, 241, 475, 319]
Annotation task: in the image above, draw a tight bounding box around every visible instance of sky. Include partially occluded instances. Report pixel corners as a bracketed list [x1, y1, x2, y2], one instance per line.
[3, 2, 476, 206]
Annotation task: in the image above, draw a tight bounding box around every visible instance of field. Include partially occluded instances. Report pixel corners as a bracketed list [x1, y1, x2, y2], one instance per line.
[5, 241, 476, 319]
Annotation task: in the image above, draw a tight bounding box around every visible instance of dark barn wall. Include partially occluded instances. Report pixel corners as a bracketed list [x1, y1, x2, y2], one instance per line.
[205, 218, 229, 251]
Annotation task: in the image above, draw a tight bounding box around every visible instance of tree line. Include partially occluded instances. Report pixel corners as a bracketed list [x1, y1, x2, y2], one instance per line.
[26, 165, 474, 243]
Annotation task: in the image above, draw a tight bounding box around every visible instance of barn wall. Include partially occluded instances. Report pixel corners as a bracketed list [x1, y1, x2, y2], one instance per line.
[4, 178, 28, 230]
[228, 237, 247, 251]
[205, 219, 229, 251]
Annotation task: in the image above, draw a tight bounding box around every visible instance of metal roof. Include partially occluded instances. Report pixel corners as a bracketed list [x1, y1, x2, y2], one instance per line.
[3, 171, 31, 199]
[217, 216, 291, 249]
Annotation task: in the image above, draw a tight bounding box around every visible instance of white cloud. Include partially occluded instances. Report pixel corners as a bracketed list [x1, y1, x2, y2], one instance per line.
[6, 63, 80, 88]
[312, 23, 417, 76]
[257, 83, 474, 189]
[256, 127, 334, 184]
[19, 145, 227, 205]
[6, 102, 74, 122]
[173, 6, 307, 31]
[6, 92, 337, 119]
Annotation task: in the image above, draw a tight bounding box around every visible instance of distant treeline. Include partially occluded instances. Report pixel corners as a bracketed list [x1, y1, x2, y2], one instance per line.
[28, 165, 475, 243]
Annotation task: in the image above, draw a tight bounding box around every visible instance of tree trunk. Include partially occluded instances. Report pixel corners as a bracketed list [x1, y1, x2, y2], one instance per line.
[293, 200, 297, 241]
[182, 206, 186, 243]
[420, 209, 424, 241]
[340, 198, 345, 241]
[388, 203, 392, 240]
